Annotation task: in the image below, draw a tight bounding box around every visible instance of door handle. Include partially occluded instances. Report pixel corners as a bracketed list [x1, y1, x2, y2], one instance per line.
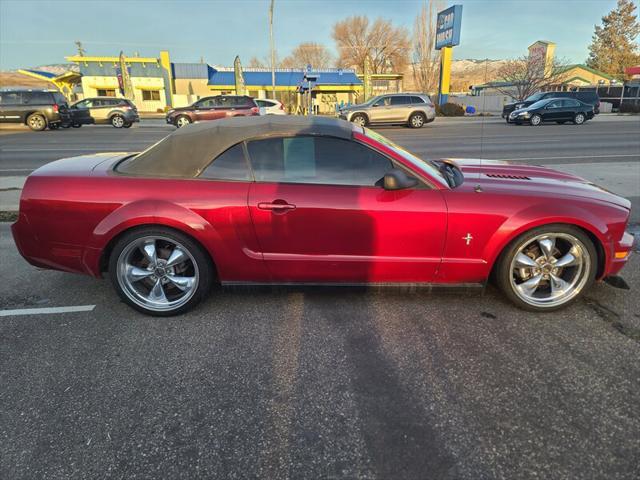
[257, 201, 296, 212]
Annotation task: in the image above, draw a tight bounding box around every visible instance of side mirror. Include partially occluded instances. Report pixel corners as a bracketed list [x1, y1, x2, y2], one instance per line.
[383, 169, 418, 190]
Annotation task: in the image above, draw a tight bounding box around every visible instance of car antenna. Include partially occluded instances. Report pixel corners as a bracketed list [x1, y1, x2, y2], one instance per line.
[476, 57, 489, 193]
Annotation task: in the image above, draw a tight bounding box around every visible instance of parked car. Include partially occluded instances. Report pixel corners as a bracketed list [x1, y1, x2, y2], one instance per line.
[12, 116, 633, 316]
[338, 93, 436, 128]
[0, 88, 70, 131]
[509, 97, 595, 125]
[67, 97, 139, 128]
[503, 90, 600, 121]
[166, 95, 260, 127]
[255, 98, 286, 115]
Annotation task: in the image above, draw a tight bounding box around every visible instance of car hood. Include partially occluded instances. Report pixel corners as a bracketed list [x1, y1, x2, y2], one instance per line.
[447, 158, 631, 210]
[340, 102, 369, 111]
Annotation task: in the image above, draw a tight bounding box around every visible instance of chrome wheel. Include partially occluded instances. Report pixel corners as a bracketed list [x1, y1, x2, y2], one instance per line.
[351, 114, 366, 127]
[509, 233, 590, 308]
[111, 115, 125, 128]
[530, 114, 542, 126]
[176, 116, 191, 128]
[410, 114, 425, 128]
[574, 113, 585, 125]
[116, 236, 199, 313]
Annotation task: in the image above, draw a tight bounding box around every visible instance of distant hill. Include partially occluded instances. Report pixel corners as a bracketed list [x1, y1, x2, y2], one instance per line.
[0, 64, 79, 89]
[402, 59, 506, 94]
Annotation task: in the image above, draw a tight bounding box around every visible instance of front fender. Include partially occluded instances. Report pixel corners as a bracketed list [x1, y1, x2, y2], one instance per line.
[482, 201, 614, 277]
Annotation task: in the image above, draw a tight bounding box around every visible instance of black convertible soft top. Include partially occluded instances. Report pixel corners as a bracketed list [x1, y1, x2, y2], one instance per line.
[117, 115, 355, 178]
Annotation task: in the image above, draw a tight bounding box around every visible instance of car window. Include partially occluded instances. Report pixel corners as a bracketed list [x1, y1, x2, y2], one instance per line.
[390, 96, 410, 106]
[247, 136, 392, 187]
[546, 100, 563, 108]
[200, 144, 251, 181]
[196, 98, 216, 108]
[563, 99, 580, 107]
[410, 96, 426, 104]
[52, 92, 67, 106]
[525, 93, 544, 102]
[0, 92, 22, 105]
[255, 100, 267, 107]
[372, 96, 391, 107]
[24, 92, 52, 104]
[74, 99, 89, 108]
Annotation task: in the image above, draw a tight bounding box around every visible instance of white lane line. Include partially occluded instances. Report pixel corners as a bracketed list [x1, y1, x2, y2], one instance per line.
[0, 305, 96, 317]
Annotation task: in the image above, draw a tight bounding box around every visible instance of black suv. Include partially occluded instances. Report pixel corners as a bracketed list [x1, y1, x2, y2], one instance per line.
[0, 88, 71, 131]
[503, 90, 600, 121]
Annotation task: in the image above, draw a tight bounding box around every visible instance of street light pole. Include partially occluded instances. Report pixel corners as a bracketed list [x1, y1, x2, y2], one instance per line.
[269, 0, 276, 99]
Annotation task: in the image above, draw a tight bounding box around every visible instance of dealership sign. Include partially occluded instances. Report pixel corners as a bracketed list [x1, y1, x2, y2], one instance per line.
[435, 5, 463, 50]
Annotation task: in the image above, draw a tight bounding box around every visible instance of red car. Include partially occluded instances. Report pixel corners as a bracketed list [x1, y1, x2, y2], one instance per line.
[12, 117, 633, 316]
[165, 95, 259, 128]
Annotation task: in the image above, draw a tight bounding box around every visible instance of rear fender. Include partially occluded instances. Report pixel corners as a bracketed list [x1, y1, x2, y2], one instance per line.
[82, 200, 221, 276]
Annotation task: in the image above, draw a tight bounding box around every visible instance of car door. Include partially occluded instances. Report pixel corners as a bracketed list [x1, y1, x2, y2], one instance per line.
[562, 99, 581, 119]
[246, 135, 447, 283]
[192, 97, 220, 121]
[543, 100, 563, 121]
[0, 91, 23, 123]
[388, 95, 411, 122]
[71, 99, 94, 124]
[369, 96, 392, 122]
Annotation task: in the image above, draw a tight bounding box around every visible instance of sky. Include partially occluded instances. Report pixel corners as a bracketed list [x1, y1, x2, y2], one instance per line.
[0, 0, 625, 70]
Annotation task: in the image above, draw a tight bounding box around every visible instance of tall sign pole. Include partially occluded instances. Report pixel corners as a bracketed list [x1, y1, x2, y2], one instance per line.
[234, 56, 246, 96]
[435, 5, 463, 105]
[269, 0, 276, 99]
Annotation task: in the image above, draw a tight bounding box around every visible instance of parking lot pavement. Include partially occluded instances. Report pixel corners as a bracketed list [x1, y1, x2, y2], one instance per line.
[1, 222, 639, 479]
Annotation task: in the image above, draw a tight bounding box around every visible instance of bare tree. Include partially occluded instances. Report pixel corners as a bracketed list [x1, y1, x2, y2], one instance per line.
[411, 0, 443, 93]
[281, 42, 333, 69]
[493, 54, 572, 101]
[332, 16, 410, 73]
[248, 56, 266, 68]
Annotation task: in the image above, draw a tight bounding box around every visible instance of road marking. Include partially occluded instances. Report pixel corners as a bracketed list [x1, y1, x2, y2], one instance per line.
[0, 305, 96, 317]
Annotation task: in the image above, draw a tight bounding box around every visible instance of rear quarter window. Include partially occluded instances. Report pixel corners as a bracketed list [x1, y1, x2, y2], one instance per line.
[24, 91, 53, 104]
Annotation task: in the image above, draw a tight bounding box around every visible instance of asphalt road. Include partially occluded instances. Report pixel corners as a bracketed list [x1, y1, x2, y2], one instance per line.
[1, 221, 640, 479]
[1, 116, 639, 175]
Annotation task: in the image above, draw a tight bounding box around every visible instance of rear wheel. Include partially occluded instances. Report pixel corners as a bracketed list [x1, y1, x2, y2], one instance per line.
[408, 112, 426, 128]
[350, 113, 367, 127]
[48, 123, 59, 130]
[574, 113, 586, 125]
[496, 225, 596, 312]
[175, 115, 192, 128]
[530, 114, 542, 126]
[111, 114, 125, 128]
[26, 113, 46, 131]
[72, 123, 82, 128]
[108, 227, 213, 316]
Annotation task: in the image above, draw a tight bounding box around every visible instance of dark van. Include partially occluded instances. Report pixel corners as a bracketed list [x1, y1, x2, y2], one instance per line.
[0, 88, 70, 130]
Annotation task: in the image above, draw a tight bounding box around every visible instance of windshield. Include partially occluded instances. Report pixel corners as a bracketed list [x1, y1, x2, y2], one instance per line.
[363, 128, 450, 188]
[524, 93, 544, 102]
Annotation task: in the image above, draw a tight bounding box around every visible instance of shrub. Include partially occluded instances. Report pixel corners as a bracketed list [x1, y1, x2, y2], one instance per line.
[435, 102, 465, 116]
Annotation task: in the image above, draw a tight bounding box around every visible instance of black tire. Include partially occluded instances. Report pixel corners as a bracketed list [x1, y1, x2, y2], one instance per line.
[350, 113, 368, 127]
[175, 115, 192, 128]
[123, 122, 132, 128]
[26, 113, 47, 131]
[108, 226, 214, 316]
[72, 123, 82, 128]
[530, 114, 542, 126]
[495, 224, 597, 312]
[49, 123, 59, 130]
[61, 123, 71, 128]
[111, 114, 125, 128]
[573, 113, 586, 125]
[408, 112, 426, 128]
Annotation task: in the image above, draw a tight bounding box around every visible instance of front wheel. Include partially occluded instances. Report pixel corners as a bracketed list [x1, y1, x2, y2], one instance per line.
[350, 113, 367, 127]
[408, 112, 426, 128]
[496, 225, 596, 312]
[108, 227, 213, 316]
[574, 113, 586, 125]
[175, 115, 192, 128]
[530, 114, 542, 126]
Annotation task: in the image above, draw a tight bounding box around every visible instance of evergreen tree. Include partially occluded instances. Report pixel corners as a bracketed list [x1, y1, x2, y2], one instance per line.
[587, 0, 640, 79]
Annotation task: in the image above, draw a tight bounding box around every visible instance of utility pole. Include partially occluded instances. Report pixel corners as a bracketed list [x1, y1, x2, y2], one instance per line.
[269, 0, 276, 99]
[74, 41, 85, 57]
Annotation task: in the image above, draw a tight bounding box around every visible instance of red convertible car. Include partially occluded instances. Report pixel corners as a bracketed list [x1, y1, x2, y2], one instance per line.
[12, 116, 633, 316]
